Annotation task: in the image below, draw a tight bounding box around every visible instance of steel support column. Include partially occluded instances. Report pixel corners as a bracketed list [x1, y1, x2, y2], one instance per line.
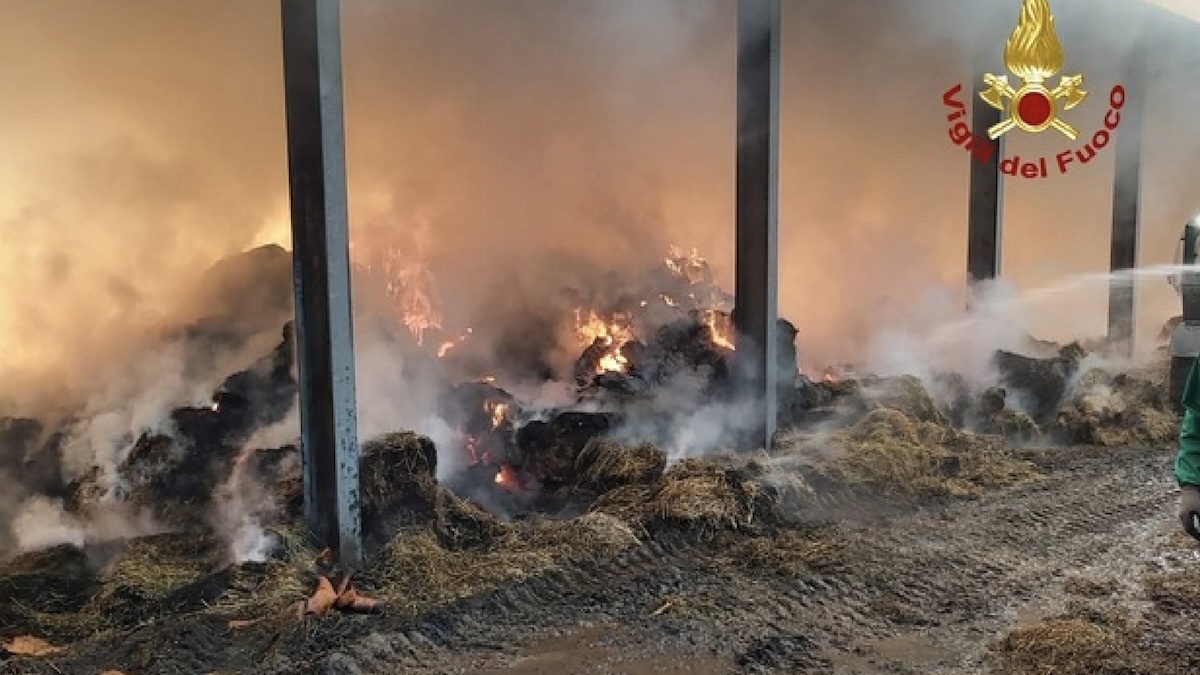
[281, 0, 362, 566]
[733, 0, 780, 452]
[966, 66, 1005, 287]
[1107, 47, 1146, 353]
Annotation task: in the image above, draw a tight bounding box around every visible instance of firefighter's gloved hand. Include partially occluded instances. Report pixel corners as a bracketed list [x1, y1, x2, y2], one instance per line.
[1179, 486, 1200, 541]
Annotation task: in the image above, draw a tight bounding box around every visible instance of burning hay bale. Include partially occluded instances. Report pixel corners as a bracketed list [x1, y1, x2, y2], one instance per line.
[574, 438, 666, 491]
[441, 380, 517, 463]
[1054, 369, 1178, 446]
[570, 305, 736, 401]
[822, 408, 1040, 499]
[993, 606, 1139, 675]
[513, 411, 621, 486]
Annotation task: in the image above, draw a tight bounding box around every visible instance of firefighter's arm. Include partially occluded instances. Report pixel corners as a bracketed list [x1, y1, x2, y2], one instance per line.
[1175, 359, 1200, 541]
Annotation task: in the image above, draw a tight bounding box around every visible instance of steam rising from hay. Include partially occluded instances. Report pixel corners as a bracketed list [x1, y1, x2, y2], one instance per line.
[813, 408, 1041, 498]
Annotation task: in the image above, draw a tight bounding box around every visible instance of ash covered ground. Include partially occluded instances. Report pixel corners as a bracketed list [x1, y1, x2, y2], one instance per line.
[0, 245, 1190, 675]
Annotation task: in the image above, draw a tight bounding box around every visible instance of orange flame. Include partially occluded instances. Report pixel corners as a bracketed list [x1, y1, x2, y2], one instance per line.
[488, 401, 509, 430]
[437, 327, 473, 359]
[702, 310, 735, 351]
[574, 308, 636, 374]
[664, 245, 710, 285]
[351, 218, 444, 346]
[494, 464, 520, 492]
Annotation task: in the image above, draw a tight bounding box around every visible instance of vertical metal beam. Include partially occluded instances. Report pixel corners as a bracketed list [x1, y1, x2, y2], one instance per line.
[1106, 44, 1146, 353]
[967, 60, 1005, 287]
[733, 0, 780, 451]
[281, 0, 362, 567]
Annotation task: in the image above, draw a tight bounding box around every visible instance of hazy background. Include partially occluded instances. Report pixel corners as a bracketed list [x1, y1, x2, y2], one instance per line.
[1, 0, 1198, 403]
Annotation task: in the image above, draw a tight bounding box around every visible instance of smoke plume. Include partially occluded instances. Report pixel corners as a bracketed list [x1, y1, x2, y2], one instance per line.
[2, 0, 1200, 547]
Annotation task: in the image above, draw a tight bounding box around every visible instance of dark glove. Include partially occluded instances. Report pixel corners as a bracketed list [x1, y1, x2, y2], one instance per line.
[1180, 486, 1200, 541]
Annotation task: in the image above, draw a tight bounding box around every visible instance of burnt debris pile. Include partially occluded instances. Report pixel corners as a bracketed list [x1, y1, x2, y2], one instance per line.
[0, 247, 1180, 555]
[0, 245, 1182, 670]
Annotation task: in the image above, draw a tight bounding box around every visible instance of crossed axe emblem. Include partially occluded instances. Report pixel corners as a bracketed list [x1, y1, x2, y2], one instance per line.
[979, 73, 1088, 140]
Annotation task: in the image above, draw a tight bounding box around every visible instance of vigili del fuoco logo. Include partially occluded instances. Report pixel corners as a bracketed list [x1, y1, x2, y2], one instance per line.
[941, 0, 1126, 179]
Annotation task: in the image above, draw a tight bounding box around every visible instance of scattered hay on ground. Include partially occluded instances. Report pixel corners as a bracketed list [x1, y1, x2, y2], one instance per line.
[83, 531, 232, 627]
[3, 635, 63, 657]
[825, 375, 949, 426]
[524, 512, 641, 554]
[1063, 576, 1120, 598]
[822, 408, 1041, 499]
[1055, 369, 1178, 446]
[588, 456, 803, 535]
[590, 483, 657, 528]
[1143, 567, 1200, 611]
[977, 409, 1041, 444]
[646, 459, 749, 528]
[207, 525, 317, 623]
[574, 439, 666, 491]
[363, 512, 639, 618]
[724, 528, 850, 577]
[993, 606, 1139, 675]
[0, 544, 97, 618]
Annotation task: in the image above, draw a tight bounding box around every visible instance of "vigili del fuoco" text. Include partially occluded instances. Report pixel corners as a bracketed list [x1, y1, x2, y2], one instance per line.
[942, 82, 1127, 178]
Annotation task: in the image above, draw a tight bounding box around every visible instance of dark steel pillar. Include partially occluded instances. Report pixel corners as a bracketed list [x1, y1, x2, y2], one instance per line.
[733, 0, 780, 451]
[281, 0, 362, 566]
[1106, 47, 1146, 353]
[967, 65, 1005, 287]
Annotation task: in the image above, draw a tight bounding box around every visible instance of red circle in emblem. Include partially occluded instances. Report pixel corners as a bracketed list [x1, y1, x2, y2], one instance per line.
[1015, 90, 1053, 128]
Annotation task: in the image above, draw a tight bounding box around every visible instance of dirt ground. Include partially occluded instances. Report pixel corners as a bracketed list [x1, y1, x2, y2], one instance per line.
[3, 440, 1193, 675]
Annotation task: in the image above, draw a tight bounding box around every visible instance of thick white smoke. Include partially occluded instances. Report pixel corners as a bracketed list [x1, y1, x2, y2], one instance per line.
[2, 0, 1199, 554]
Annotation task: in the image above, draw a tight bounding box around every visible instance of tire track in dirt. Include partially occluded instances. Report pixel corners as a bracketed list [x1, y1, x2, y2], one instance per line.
[1, 447, 1177, 675]
[278, 445, 1178, 674]
[821, 446, 1177, 673]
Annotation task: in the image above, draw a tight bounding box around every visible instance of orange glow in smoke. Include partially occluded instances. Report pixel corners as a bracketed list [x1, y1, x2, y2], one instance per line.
[438, 327, 473, 359]
[494, 463, 520, 491]
[352, 242, 443, 346]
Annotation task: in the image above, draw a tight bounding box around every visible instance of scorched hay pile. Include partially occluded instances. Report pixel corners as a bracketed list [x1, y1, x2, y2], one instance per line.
[0, 245, 1178, 671]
